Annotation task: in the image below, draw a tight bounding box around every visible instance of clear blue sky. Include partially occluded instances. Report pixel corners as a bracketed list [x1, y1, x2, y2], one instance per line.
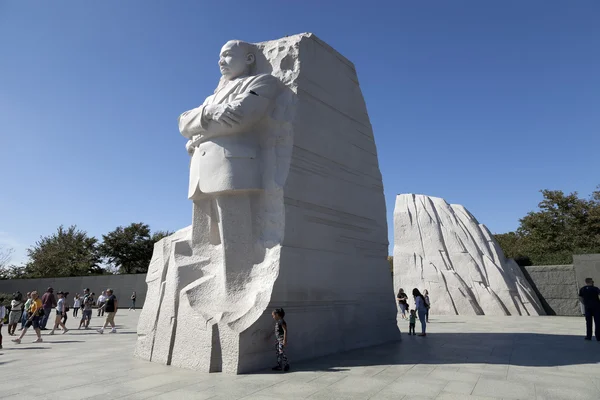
[1, 1, 599, 264]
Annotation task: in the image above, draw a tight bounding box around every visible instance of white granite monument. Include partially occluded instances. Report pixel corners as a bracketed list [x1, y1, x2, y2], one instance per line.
[135, 33, 399, 373]
[393, 194, 545, 316]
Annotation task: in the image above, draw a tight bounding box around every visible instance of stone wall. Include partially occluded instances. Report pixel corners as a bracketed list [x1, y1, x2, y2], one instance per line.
[522, 265, 579, 316]
[573, 254, 600, 287]
[0, 274, 147, 308]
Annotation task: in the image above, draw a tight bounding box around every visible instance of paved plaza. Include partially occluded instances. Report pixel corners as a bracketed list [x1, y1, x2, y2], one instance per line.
[1, 311, 599, 400]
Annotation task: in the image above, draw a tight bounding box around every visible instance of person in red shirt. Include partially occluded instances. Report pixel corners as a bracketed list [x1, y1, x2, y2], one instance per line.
[39, 287, 56, 330]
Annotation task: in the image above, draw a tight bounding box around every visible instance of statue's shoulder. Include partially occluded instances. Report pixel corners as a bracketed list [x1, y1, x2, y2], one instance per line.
[243, 74, 280, 98]
[244, 73, 279, 86]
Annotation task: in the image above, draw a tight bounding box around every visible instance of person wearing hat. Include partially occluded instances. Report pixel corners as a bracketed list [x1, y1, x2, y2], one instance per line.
[39, 287, 56, 330]
[49, 291, 68, 335]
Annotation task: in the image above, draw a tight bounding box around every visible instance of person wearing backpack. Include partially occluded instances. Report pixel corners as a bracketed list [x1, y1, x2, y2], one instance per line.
[12, 291, 43, 344]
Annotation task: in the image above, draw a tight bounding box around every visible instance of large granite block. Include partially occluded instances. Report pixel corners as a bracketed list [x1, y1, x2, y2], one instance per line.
[393, 194, 545, 316]
[135, 33, 399, 373]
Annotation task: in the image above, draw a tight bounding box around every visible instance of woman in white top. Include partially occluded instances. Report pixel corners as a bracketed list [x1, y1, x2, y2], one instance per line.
[412, 288, 429, 336]
[49, 291, 68, 335]
[73, 294, 81, 317]
[8, 292, 24, 335]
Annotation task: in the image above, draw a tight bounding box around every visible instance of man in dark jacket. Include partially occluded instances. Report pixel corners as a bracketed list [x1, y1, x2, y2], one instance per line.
[39, 287, 56, 330]
[579, 278, 600, 341]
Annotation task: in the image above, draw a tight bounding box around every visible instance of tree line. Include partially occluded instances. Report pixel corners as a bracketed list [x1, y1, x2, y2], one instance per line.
[387, 186, 599, 270]
[495, 186, 600, 266]
[0, 223, 172, 279]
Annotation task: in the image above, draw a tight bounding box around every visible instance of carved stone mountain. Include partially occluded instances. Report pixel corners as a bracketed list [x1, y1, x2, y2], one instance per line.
[135, 33, 399, 374]
[393, 194, 545, 316]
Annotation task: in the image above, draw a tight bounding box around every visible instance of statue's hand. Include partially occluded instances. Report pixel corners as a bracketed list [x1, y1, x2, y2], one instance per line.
[204, 104, 243, 128]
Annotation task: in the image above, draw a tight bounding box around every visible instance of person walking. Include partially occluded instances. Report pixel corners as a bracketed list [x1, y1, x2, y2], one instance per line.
[73, 294, 81, 317]
[579, 278, 600, 341]
[413, 288, 429, 337]
[39, 287, 56, 330]
[129, 291, 137, 311]
[0, 297, 5, 349]
[78, 289, 95, 330]
[12, 291, 44, 344]
[49, 291, 69, 335]
[20, 292, 31, 331]
[97, 289, 118, 334]
[423, 289, 431, 323]
[8, 292, 24, 336]
[61, 292, 70, 326]
[96, 291, 107, 317]
[397, 288, 409, 319]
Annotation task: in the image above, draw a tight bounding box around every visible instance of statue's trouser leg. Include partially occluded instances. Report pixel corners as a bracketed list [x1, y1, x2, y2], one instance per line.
[215, 193, 255, 293]
[152, 197, 219, 371]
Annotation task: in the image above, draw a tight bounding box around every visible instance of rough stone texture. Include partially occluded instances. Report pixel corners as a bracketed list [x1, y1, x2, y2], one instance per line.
[523, 264, 580, 316]
[0, 274, 147, 307]
[135, 33, 398, 374]
[573, 254, 600, 287]
[393, 194, 545, 316]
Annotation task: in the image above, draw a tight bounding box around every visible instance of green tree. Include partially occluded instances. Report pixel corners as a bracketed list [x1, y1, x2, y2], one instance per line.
[98, 223, 172, 274]
[495, 186, 600, 265]
[25, 225, 102, 277]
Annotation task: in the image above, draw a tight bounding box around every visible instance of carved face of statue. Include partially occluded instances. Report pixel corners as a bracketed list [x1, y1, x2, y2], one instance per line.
[218, 41, 255, 80]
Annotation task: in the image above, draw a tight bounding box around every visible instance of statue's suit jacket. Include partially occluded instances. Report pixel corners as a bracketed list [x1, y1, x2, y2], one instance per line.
[178, 74, 280, 199]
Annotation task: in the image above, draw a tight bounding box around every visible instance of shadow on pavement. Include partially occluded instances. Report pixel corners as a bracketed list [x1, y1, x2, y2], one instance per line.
[283, 332, 599, 373]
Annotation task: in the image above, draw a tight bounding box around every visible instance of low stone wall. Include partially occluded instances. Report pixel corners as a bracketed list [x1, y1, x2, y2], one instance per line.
[0, 274, 147, 308]
[522, 265, 580, 316]
[573, 254, 600, 287]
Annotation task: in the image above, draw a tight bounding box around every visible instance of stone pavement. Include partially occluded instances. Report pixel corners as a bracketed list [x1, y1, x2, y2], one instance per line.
[1, 311, 599, 400]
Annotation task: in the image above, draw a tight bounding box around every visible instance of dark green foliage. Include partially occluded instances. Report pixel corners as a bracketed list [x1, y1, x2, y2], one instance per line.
[98, 223, 173, 274]
[495, 186, 600, 266]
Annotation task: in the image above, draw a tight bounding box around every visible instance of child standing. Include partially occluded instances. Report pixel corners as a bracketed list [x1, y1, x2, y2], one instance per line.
[408, 309, 416, 335]
[271, 308, 289, 372]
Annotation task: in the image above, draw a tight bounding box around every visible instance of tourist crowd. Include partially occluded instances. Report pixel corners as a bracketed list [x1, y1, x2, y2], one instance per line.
[0, 287, 137, 348]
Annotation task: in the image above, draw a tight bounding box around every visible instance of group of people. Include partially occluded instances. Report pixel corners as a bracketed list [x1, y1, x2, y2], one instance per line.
[397, 288, 430, 337]
[0, 287, 132, 347]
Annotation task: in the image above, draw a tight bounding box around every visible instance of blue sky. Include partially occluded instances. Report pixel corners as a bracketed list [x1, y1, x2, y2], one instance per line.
[1, 1, 598, 264]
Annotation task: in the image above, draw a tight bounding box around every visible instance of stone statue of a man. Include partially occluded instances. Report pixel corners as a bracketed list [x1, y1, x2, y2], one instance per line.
[178, 40, 280, 294]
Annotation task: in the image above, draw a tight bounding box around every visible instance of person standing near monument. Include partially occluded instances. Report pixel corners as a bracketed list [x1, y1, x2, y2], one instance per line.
[413, 288, 428, 337]
[39, 287, 56, 330]
[397, 288, 409, 319]
[271, 308, 289, 372]
[423, 289, 431, 323]
[12, 291, 43, 344]
[97, 288, 118, 334]
[579, 278, 600, 341]
[129, 291, 136, 311]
